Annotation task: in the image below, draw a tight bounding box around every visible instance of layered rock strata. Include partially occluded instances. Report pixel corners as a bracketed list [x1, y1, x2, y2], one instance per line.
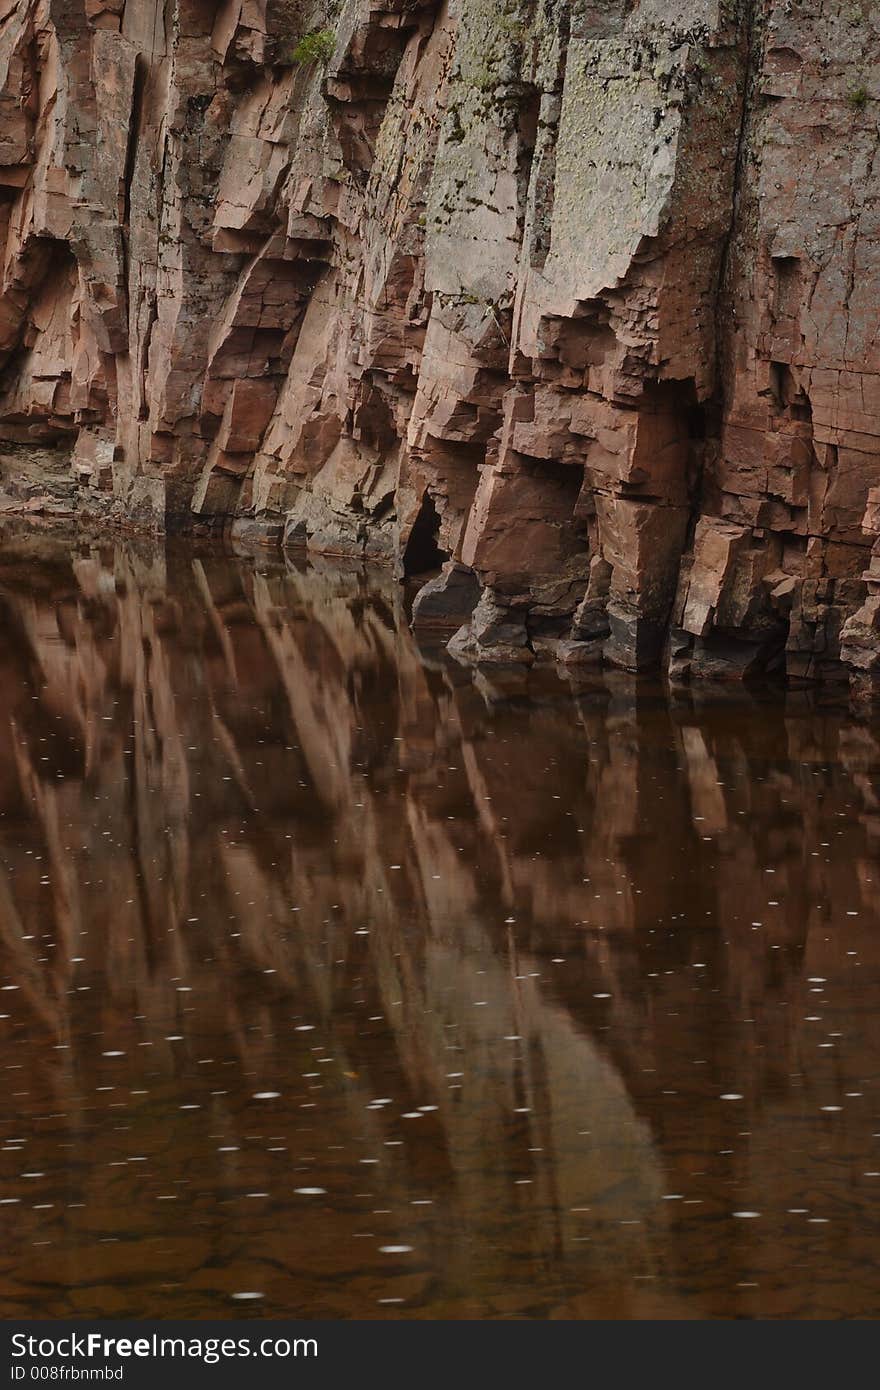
[0, 0, 879, 683]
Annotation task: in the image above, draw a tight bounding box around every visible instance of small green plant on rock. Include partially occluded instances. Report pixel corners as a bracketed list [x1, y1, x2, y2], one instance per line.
[291, 28, 336, 67]
[847, 85, 869, 110]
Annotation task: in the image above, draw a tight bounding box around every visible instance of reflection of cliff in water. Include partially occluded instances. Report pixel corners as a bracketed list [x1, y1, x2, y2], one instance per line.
[0, 527, 879, 1318]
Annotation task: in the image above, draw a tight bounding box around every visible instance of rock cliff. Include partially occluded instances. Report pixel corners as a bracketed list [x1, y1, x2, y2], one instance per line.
[0, 0, 879, 684]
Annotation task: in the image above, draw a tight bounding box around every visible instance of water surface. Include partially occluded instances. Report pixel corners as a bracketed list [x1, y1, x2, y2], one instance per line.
[0, 530, 879, 1319]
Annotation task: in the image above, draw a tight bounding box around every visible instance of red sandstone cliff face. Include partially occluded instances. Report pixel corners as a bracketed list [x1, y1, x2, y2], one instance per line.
[0, 0, 878, 684]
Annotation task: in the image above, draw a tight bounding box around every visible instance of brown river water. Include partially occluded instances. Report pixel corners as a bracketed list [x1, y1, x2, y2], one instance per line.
[0, 528, 879, 1320]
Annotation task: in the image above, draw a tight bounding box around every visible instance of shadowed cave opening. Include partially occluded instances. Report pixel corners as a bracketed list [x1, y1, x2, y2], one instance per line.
[403, 490, 447, 578]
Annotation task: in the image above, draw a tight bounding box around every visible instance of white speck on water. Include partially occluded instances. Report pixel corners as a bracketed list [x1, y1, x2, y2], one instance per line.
[379, 1245, 413, 1254]
[231, 1292, 264, 1301]
[732, 1211, 760, 1218]
[294, 1187, 326, 1195]
[253, 1092, 281, 1100]
[720, 1094, 744, 1101]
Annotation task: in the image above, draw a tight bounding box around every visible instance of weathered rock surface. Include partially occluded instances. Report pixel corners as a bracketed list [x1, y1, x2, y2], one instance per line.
[0, 0, 879, 684]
